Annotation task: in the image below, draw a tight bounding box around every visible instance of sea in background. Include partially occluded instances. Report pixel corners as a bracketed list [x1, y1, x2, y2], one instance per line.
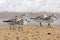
[0, 12, 60, 26]
[0, 18, 60, 25]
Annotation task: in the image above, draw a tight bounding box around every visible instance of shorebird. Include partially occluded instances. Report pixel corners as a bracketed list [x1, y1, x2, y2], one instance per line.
[19, 13, 28, 19]
[3, 16, 20, 30]
[3, 14, 30, 31]
[3, 18, 30, 31]
[30, 14, 47, 27]
[30, 14, 57, 28]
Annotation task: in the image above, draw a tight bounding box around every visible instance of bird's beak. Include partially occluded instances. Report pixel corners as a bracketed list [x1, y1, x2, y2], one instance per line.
[54, 16, 57, 19]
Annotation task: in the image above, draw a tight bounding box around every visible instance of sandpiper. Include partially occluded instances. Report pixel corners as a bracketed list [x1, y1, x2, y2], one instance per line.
[30, 14, 57, 28]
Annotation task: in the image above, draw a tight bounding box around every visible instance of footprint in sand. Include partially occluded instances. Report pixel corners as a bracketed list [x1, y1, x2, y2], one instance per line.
[8, 33, 11, 35]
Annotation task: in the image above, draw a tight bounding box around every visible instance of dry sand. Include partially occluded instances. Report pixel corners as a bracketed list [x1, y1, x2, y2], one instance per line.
[0, 25, 60, 40]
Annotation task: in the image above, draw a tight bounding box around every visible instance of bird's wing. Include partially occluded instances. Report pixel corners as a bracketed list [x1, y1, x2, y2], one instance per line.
[35, 16, 45, 20]
[42, 16, 50, 20]
[30, 16, 44, 20]
[4, 18, 16, 22]
[3, 20, 12, 22]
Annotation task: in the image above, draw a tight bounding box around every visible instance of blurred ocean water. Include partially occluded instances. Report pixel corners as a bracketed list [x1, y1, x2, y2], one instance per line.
[0, 17, 60, 25]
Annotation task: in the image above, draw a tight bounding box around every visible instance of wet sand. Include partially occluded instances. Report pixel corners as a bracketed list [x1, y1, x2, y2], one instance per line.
[0, 25, 60, 40]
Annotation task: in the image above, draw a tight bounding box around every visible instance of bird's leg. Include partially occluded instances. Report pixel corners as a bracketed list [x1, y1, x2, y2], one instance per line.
[18, 26, 23, 32]
[13, 25, 15, 30]
[49, 23, 51, 28]
[48, 23, 51, 28]
[21, 26, 23, 32]
[18, 26, 20, 32]
[40, 22, 42, 27]
[10, 25, 12, 30]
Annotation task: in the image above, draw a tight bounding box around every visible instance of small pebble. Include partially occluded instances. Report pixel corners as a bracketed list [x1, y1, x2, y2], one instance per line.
[47, 33, 51, 35]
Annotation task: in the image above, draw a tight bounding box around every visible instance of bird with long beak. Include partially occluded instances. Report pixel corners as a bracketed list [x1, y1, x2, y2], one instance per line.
[30, 14, 57, 28]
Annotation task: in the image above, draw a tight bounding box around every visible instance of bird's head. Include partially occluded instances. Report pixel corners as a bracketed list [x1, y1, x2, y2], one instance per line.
[52, 14, 57, 19]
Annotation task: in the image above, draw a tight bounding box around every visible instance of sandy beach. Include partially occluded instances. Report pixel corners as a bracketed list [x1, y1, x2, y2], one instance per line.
[0, 25, 60, 40]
